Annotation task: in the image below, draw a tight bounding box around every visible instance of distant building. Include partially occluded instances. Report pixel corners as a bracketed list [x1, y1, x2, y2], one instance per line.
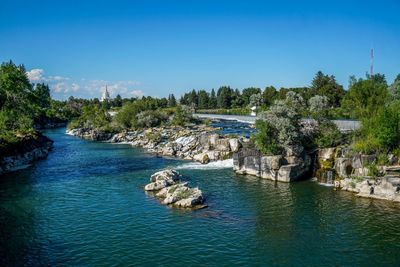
[101, 85, 110, 102]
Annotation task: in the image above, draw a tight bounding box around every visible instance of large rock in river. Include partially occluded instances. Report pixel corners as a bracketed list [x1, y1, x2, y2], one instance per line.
[144, 169, 180, 191]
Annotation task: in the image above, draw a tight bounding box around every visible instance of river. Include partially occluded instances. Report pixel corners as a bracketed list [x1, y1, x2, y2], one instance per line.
[1, 127, 400, 266]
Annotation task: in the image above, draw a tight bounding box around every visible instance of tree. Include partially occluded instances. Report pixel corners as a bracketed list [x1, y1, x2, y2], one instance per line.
[252, 119, 281, 155]
[217, 86, 233, 109]
[241, 87, 261, 106]
[33, 83, 51, 110]
[249, 93, 263, 111]
[308, 95, 329, 120]
[389, 74, 400, 100]
[311, 71, 345, 107]
[262, 86, 277, 106]
[168, 94, 177, 107]
[113, 94, 123, 107]
[197, 90, 209, 109]
[257, 92, 304, 149]
[342, 74, 388, 118]
[209, 89, 217, 108]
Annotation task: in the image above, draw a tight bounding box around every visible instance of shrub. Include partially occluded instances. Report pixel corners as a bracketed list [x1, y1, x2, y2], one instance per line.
[252, 119, 282, 155]
[314, 120, 343, 148]
[171, 105, 193, 126]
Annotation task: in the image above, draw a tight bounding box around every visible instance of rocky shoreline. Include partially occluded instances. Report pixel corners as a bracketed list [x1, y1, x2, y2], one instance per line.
[0, 133, 54, 175]
[67, 124, 246, 164]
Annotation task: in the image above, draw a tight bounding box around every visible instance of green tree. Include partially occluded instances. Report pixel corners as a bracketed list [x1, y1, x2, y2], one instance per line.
[197, 90, 209, 109]
[217, 86, 233, 109]
[168, 94, 177, 107]
[342, 74, 388, 118]
[241, 87, 261, 106]
[262, 86, 277, 106]
[311, 71, 345, 107]
[209, 88, 217, 108]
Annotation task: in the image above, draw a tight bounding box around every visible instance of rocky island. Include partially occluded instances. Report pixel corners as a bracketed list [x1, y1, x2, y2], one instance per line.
[144, 169, 205, 208]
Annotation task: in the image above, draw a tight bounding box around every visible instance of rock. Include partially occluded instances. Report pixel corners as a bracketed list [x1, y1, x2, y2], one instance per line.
[260, 155, 282, 180]
[144, 180, 169, 191]
[145, 169, 205, 208]
[319, 148, 336, 160]
[0, 133, 54, 175]
[277, 161, 309, 183]
[228, 138, 241, 152]
[335, 157, 353, 178]
[145, 169, 181, 191]
[208, 134, 219, 147]
[150, 169, 180, 183]
[175, 136, 196, 147]
[193, 153, 210, 164]
[215, 139, 231, 152]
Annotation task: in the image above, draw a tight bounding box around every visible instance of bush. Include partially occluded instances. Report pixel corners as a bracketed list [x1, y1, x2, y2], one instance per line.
[252, 119, 282, 155]
[314, 121, 343, 148]
[134, 110, 168, 128]
[354, 102, 400, 153]
[171, 105, 193, 126]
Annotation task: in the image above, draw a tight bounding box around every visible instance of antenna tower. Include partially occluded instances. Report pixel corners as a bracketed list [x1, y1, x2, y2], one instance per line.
[370, 48, 374, 77]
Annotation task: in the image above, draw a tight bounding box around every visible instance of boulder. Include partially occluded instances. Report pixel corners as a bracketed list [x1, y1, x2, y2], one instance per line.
[193, 153, 210, 164]
[215, 139, 231, 152]
[228, 138, 241, 153]
[145, 169, 181, 191]
[277, 164, 306, 182]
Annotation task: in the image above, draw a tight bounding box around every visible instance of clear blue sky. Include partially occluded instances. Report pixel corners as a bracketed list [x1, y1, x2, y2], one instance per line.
[1, 0, 399, 99]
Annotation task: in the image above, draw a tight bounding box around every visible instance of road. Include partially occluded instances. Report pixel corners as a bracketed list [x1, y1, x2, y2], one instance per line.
[194, 113, 360, 132]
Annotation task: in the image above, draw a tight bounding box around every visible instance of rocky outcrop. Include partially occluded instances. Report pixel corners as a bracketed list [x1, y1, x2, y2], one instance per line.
[0, 133, 53, 175]
[68, 125, 245, 164]
[144, 169, 205, 208]
[66, 128, 114, 141]
[337, 176, 400, 202]
[233, 147, 311, 182]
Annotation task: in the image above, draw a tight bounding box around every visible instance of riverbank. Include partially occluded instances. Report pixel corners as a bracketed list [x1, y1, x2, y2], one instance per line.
[0, 133, 53, 175]
[67, 124, 247, 164]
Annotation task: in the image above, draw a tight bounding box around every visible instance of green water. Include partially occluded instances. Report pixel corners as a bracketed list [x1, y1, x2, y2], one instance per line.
[1, 128, 400, 266]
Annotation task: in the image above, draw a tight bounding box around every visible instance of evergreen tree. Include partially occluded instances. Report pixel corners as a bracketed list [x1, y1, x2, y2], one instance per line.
[197, 90, 209, 109]
[168, 94, 177, 107]
[209, 88, 217, 108]
[217, 86, 233, 109]
[311, 71, 345, 107]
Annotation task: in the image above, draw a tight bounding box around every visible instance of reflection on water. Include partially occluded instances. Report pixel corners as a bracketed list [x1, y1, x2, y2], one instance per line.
[1, 127, 400, 266]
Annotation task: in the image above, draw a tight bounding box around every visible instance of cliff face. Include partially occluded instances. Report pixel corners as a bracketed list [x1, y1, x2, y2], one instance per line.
[0, 134, 53, 175]
[233, 146, 312, 182]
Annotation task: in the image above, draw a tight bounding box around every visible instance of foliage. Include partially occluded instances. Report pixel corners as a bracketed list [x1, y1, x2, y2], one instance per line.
[310, 71, 345, 107]
[252, 119, 282, 155]
[260, 93, 304, 146]
[171, 105, 193, 126]
[342, 74, 388, 119]
[354, 101, 400, 153]
[249, 93, 263, 108]
[308, 95, 329, 119]
[314, 120, 343, 148]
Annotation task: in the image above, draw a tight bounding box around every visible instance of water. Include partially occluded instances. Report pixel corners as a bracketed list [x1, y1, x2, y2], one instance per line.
[1, 128, 400, 266]
[211, 119, 256, 138]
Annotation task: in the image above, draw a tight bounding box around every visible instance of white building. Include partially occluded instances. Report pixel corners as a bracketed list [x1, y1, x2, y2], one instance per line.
[101, 86, 110, 102]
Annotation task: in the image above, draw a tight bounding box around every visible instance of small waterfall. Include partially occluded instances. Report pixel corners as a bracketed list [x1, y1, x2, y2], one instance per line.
[326, 170, 333, 184]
